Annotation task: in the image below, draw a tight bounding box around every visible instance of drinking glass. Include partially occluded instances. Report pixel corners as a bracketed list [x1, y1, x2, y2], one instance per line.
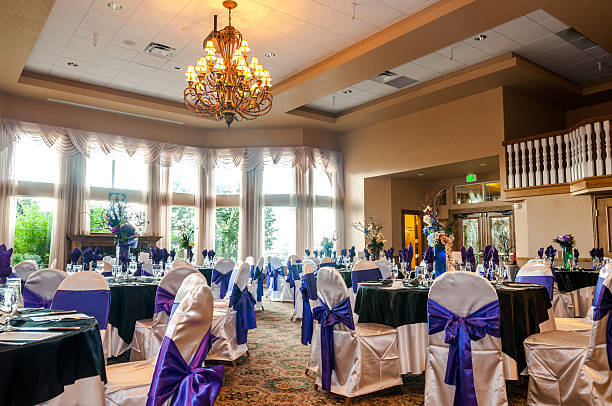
[72, 264, 82, 273]
[0, 287, 18, 328]
[66, 264, 73, 274]
[493, 265, 506, 286]
[128, 261, 137, 278]
[152, 264, 162, 279]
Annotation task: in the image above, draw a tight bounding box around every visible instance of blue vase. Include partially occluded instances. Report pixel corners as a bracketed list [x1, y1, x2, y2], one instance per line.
[434, 245, 446, 277]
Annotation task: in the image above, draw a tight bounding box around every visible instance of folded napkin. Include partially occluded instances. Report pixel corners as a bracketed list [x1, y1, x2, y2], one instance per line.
[597, 248, 604, 260]
[208, 249, 215, 260]
[69, 248, 81, 265]
[341, 248, 347, 257]
[82, 247, 94, 270]
[150, 246, 164, 264]
[537, 247, 544, 259]
[573, 248, 579, 260]
[545, 245, 557, 261]
[305, 249, 311, 256]
[424, 247, 434, 264]
[0, 245, 13, 284]
[492, 246, 499, 266]
[590, 248, 598, 259]
[161, 248, 169, 264]
[349, 246, 356, 260]
[466, 246, 476, 271]
[483, 245, 492, 267]
[202, 249, 208, 259]
[169, 249, 176, 261]
[460, 246, 467, 265]
[364, 248, 370, 260]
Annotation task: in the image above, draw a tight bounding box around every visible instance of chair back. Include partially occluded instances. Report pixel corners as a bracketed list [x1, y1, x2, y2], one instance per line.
[172, 259, 194, 269]
[268, 256, 283, 272]
[153, 266, 199, 338]
[171, 273, 208, 317]
[229, 263, 257, 344]
[211, 258, 235, 299]
[22, 268, 66, 308]
[147, 283, 224, 405]
[288, 255, 301, 265]
[317, 267, 350, 311]
[351, 260, 382, 293]
[319, 257, 335, 268]
[588, 271, 612, 370]
[304, 256, 320, 266]
[52, 271, 110, 329]
[516, 260, 554, 299]
[593, 262, 612, 306]
[245, 256, 255, 266]
[14, 261, 38, 281]
[374, 259, 392, 279]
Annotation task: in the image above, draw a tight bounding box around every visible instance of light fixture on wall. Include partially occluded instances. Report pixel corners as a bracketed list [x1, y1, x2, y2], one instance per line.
[474, 34, 487, 41]
[184, 0, 272, 127]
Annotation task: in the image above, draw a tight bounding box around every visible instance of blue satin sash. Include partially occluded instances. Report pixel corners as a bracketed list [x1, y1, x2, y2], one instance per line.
[211, 269, 232, 299]
[22, 286, 51, 308]
[300, 273, 318, 346]
[350, 268, 382, 293]
[267, 264, 283, 292]
[52, 289, 110, 329]
[154, 286, 175, 316]
[312, 297, 355, 392]
[252, 265, 264, 302]
[229, 284, 257, 345]
[592, 283, 612, 369]
[515, 275, 554, 299]
[428, 298, 501, 406]
[147, 330, 224, 406]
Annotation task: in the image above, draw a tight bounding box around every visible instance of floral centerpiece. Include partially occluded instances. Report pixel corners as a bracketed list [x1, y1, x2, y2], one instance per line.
[106, 201, 138, 266]
[423, 196, 454, 275]
[178, 225, 195, 260]
[352, 217, 387, 260]
[553, 233, 576, 269]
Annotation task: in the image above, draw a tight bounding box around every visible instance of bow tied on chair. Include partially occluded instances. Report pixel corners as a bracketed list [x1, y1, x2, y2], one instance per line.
[300, 273, 318, 346]
[147, 330, 224, 406]
[252, 265, 264, 302]
[154, 286, 176, 316]
[267, 264, 283, 291]
[211, 269, 232, 299]
[592, 282, 612, 369]
[229, 285, 257, 345]
[428, 299, 501, 406]
[22, 286, 52, 308]
[312, 297, 355, 392]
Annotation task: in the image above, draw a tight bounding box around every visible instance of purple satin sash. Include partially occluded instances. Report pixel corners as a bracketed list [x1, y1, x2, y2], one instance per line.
[515, 275, 554, 299]
[320, 262, 335, 268]
[428, 299, 501, 406]
[300, 273, 317, 346]
[211, 269, 232, 299]
[593, 277, 605, 307]
[147, 330, 224, 406]
[102, 271, 113, 277]
[155, 286, 175, 316]
[229, 284, 257, 345]
[351, 268, 382, 293]
[267, 264, 283, 292]
[312, 297, 355, 392]
[592, 283, 612, 369]
[52, 289, 110, 329]
[251, 266, 264, 302]
[22, 286, 52, 308]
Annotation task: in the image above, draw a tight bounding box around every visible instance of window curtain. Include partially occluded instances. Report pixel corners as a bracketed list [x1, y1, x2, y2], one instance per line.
[159, 166, 171, 250]
[329, 161, 345, 251]
[49, 152, 88, 269]
[0, 143, 16, 248]
[295, 166, 314, 256]
[145, 160, 162, 242]
[238, 159, 263, 261]
[196, 166, 216, 264]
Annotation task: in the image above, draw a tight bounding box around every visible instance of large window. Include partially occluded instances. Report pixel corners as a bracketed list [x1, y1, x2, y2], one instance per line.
[86, 150, 147, 190]
[88, 200, 146, 234]
[312, 165, 335, 251]
[172, 160, 198, 194]
[215, 166, 241, 195]
[263, 165, 295, 260]
[15, 138, 59, 184]
[13, 197, 54, 267]
[215, 207, 239, 260]
[171, 206, 196, 254]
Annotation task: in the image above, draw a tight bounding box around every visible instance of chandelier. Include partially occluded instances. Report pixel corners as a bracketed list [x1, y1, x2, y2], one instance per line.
[184, 0, 272, 127]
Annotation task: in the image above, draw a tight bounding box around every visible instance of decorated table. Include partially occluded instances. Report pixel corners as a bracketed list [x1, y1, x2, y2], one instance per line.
[108, 280, 158, 346]
[354, 281, 551, 374]
[339, 270, 352, 288]
[554, 269, 600, 292]
[196, 267, 213, 285]
[0, 308, 106, 405]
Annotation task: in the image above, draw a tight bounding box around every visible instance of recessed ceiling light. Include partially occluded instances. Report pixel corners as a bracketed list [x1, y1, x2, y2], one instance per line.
[474, 34, 487, 41]
[480, 162, 488, 167]
[122, 39, 136, 46]
[342, 89, 352, 94]
[67, 61, 79, 67]
[107, 1, 123, 10]
[174, 66, 181, 70]
[265, 52, 276, 58]
[417, 173, 425, 176]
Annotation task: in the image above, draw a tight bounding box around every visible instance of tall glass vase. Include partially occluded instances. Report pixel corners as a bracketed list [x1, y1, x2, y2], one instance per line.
[434, 244, 447, 277]
[562, 246, 573, 270]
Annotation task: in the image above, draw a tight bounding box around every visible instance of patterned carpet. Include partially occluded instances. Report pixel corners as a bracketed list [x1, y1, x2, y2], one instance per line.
[211, 299, 530, 405]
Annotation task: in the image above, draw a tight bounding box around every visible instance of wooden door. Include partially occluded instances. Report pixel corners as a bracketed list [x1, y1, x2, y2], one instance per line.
[596, 197, 612, 257]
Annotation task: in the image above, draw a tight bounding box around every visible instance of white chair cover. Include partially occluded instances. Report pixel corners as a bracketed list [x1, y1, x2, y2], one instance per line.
[106, 281, 222, 405]
[22, 268, 66, 308]
[245, 256, 255, 266]
[211, 258, 235, 300]
[267, 256, 291, 302]
[249, 256, 265, 311]
[13, 260, 38, 282]
[425, 272, 507, 405]
[304, 256, 320, 267]
[172, 259, 193, 269]
[523, 271, 612, 405]
[129, 265, 198, 361]
[320, 257, 335, 268]
[207, 262, 251, 362]
[374, 259, 392, 279]
[516, 260, 557, 331]
[309, 267, 402, 398]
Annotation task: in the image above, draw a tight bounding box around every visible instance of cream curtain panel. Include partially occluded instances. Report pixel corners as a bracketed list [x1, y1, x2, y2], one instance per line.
[1, 117, 344, 262]
[0, 143, 16, 248]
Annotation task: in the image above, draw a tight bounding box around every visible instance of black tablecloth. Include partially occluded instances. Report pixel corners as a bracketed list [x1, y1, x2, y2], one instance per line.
[339, 271, 352, 288]
[0, 309, 106, 406]
[554, 270, 600, 292]
[354, 282, 551, 372]
[197, 267, 213, 285]
[108, 282, 158, 344]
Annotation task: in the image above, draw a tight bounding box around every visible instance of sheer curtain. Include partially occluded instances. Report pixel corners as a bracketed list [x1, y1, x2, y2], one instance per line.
[49, 152, 88, 269]
[0, 144, 16, 248]
[295, 166, 314, 256]
[159, 166, 171, 250]
[196, 166, 216, 264]
[238, 163, 263, 261]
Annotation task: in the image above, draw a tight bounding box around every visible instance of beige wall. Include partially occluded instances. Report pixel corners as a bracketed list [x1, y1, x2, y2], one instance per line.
[340, 87, 506, 248]
[502, 87, 565, 141]
[566, 100, 612, 127]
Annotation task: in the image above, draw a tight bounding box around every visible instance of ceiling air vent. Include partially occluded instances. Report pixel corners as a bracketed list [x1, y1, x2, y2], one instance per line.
[369, 70, 418, 89]
[555, 28, 597, 50]
[143, 42, 177, 57]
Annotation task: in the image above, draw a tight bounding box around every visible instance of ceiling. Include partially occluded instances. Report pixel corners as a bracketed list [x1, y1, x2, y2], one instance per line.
[381, 155, 500, 182]
[306, 9, 612, 113]
[1, 0, 611, 134]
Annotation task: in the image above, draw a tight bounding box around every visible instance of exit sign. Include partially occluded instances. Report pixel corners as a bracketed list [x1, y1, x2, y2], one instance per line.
[466, 173, 477, 182]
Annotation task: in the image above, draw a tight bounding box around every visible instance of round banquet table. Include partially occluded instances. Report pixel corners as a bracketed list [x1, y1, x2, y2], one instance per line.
[197, 267, 213, 286]
[354, 281, 552, 373]
[339, 270, 352, 289]
[108, 280, 158, 346]
[554, 269, 599, 292]
[0, 308, 106, 406]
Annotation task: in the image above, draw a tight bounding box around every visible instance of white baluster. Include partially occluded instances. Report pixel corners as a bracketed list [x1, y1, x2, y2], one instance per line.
[604, 121, 611, 175]
[564, 133, 571, 182]
[580, 126, 587, 179]
[542, 138, 549, 185]
[585, 124, 594, 177]
[506, 144, 514, 188]
[595, 122, 603, 176]
[556, 135, 564, 183]
[513, 143, 520, 187]
[548, 137, 557, 183]
[527, 140, 535, 186]
[534, 139, 541, 186]
[571, 130, 579, 180]
[520, 142, 527, 187]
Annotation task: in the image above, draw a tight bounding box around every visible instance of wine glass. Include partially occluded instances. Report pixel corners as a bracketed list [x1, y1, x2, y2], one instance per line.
[152, 264, 162, 279]
[0, 288, 18, 330]
[493, 264, 506, 286]
[72, 264, 82, 273]
[128, 261, 137, 279]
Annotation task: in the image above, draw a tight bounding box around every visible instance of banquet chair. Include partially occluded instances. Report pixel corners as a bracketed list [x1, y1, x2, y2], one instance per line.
[304, 256, 320, 268]
[105, 281, 224, 406]
[207, 262, 253, 364]
[308, 267, 402, 401]
[13, 260, 38, 283]
[357, 251, 366, 260]
[172, 259, 193, 268]
[287, 255, 303, 318]
[523, 271, 612, 405]
[301, 262, 318, 357]
[267, 256, 290, 302]
[250, 256, 265, 311]
[515, 260, 557, 331]
[211, 258, 235, 300]
[320, 257, 335, 268]
[245, 256, 255, 266]
[425, 271, 508, 405]
[130, 265, 199, 361]
[349, 260, 382, 310]
[22, 268, 66, 308]
[374, 259, 393, 279]
[101, 259, 113, 277]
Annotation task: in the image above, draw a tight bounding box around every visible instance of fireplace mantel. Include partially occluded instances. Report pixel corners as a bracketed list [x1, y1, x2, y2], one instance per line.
[66, 234, 162, 252]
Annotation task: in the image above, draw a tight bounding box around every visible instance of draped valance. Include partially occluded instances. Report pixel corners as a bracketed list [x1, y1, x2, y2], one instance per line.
[0, 118, 343, 176]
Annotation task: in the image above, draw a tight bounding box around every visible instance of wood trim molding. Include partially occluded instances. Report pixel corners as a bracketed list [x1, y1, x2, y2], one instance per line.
[569, 175, 612, 194]
[503, 175, 612, 198]
[503, 183, 570, 198]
